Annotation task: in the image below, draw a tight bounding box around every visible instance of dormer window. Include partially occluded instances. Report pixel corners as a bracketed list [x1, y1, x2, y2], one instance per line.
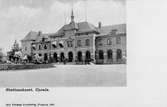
[42, 38, 45, 42]
[110, 29, 117, 35]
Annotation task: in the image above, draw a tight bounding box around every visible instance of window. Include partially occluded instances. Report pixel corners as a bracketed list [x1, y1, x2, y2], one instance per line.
[67, 41, 73, 47]
[38, 53, 42, 56]
[39, 45, 41, 50]
[85, 39, 90, 46]
[52, 44, 57, 48]
[77, 40, 82, 47]
[98, 38, 103, 46]
[107, 38, 112, 45]
[99, 50, 104, 59]
[116, 37, 121, 44]
[117, 49, 122, 60]
[107, 50, 113, 59]
[42, 38, 45, 42]
[44, 44, 47, 49]
[25, 47, 27, 51]
[32, 44, 36, 50]
[110, 29, 117, 35]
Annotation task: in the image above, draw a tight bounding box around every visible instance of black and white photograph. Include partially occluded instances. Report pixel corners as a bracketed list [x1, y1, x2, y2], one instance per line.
[0, 0, 126, 87]
[1, 0, 167, 107]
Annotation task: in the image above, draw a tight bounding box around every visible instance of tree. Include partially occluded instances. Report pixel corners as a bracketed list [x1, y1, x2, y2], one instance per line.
[0, 48, 4, 62]
[12, 40, 20, 51]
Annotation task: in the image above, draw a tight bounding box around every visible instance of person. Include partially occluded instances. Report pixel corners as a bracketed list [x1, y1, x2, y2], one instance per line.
[23, 55, 28, 63]
[63, 58, 67, 65]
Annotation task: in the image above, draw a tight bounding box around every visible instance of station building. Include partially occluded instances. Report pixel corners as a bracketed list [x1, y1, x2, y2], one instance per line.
[21, 11, 126, 64]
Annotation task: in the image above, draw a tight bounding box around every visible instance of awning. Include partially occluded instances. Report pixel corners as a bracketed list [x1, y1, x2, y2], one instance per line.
[59, 41, 64, 44]
[52, 41, 57, 48]
[52, 41, 57, 45]
[32, 44, 36, 50]
[32, 44, 36, 47]
[59, 41, 64, 48]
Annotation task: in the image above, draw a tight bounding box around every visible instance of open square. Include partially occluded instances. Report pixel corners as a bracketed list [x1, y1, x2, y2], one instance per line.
[0, 64, 126, 87]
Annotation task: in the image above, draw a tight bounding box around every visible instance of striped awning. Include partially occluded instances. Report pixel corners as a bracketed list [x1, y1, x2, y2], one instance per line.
[59, 41, 64, 44]
[32, 44, 36, 47]
[59, 41, 64, 48]
[52, 41, 57, 45]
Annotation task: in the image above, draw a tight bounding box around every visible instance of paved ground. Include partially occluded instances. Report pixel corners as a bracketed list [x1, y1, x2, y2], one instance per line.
[0, 64, 126, 87]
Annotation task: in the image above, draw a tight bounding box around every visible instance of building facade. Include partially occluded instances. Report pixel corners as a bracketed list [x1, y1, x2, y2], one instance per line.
[21, 11, 126, 64]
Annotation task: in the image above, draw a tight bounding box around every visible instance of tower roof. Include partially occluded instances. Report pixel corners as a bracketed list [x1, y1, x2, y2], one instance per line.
[71, 9, 74, 23]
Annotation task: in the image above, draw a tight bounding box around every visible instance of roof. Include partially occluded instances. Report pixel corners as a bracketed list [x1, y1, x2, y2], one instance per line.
[98, 24, 126, 36]
[21, 31, 39, 41]
[54, 21, 98, 36]
[76, 22, 98, 34]
[22, 23, 126, 41]
[22, 31, 52, 41]
[35, 33, 52, 42]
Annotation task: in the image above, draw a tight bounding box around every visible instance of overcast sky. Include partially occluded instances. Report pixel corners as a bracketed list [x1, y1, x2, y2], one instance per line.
[0, 0, 126, 53]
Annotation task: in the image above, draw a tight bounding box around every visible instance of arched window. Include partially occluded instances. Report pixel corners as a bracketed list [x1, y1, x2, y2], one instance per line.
[39, 45, 41, 50]
[107, 38, 112, 45]
[44, 44, 47, 49]
[107, 50, 113, 59]
[67, 41, 73, 47]
[117, 49, 122, 60]
[85, 39, 90, 46]
[99, 50, 104, 59]
[77, 40, 82, 47]
[116, 36, 121, 44]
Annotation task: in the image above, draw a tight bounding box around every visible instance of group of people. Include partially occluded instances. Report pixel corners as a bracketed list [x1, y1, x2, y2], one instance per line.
[7, 51, 94, 65]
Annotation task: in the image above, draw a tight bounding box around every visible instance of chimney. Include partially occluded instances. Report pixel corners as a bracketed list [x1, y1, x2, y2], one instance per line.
[38, 31, 42, 36]
[98, 22, 102, 29]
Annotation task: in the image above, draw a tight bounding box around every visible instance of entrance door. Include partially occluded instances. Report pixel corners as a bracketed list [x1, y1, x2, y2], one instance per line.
[85, 51, 91, 60]
[53, 52, 57, 62]
[98, 50, 104, 64]
[60, 52, 64, 62]
[44, 53, 48, 61]
[117, 49, 122, 61]
[68, 51, 73, 62]
[99, 50, 104, 60]
[107, 49, 113, 59]
[77, 51, 82, 62]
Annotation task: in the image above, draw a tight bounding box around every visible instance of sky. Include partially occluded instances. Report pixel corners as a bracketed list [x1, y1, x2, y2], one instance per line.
[0, 0, 126, 53]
